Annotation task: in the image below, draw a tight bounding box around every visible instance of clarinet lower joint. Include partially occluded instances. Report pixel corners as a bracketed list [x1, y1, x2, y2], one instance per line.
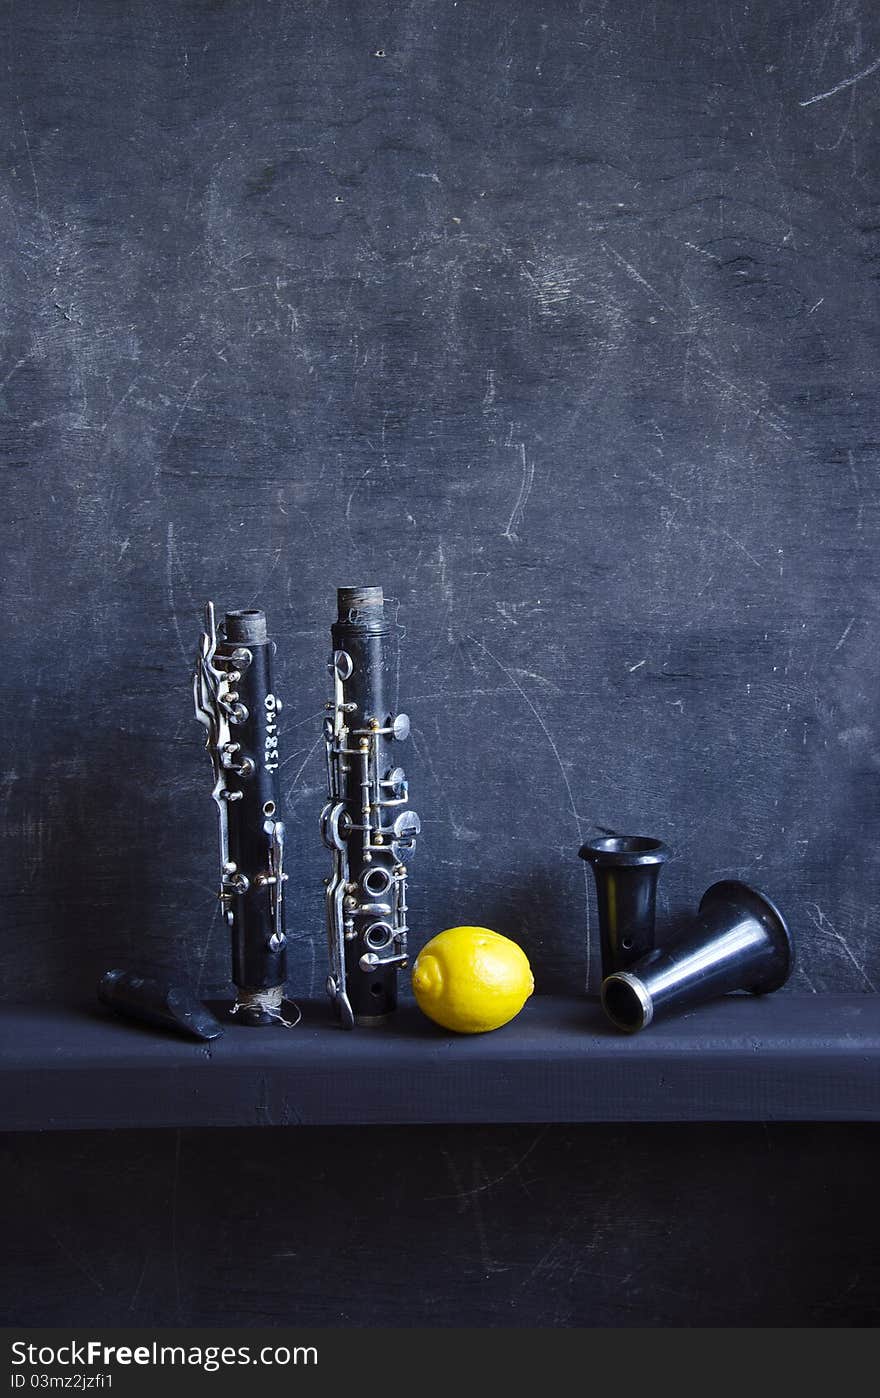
[321, 586, 420, 1028]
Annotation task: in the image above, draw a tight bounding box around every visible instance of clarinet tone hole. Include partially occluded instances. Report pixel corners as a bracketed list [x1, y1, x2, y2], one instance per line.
[364, 922, 394, 951]
[622, 937, 633, 949]
[370, 982, 384, 997]
[263, 801, 276, 817]
[363, 866, 393, 897]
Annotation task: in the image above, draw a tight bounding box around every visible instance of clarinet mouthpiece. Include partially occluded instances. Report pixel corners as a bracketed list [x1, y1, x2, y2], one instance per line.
[98, 969, 224, 1041]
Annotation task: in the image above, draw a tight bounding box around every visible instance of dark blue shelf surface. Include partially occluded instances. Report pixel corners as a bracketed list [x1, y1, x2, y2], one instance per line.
[2, 994, 878, 1130]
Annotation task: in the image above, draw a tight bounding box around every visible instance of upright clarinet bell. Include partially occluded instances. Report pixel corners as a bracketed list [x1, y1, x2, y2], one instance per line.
[579, 835, 670, 979]
[600, 879, 794, 1033]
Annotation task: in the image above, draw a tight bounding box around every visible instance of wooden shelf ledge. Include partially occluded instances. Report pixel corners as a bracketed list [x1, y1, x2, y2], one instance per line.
[1, 994, 878, 1130]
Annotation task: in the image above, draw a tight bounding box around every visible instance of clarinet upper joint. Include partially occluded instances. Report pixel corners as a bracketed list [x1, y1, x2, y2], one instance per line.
[193, 602, 289, 1024]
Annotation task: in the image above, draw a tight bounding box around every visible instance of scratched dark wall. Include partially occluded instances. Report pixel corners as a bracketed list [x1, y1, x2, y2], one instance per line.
[2, 1124, 878, 1325]
[2, 0, 879, 1001]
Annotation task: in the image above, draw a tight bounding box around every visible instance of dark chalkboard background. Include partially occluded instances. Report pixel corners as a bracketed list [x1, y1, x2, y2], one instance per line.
[2, 0, 880, 1004]
[3, 0, 880, 1335]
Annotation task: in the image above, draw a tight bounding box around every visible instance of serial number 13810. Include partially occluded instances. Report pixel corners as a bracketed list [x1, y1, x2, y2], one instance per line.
[264, 693, 281, 773]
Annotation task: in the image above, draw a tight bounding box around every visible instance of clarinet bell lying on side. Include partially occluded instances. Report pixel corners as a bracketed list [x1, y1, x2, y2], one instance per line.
[600, 880, 794, 1033]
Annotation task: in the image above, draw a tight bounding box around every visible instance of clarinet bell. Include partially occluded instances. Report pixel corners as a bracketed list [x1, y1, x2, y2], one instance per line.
[579, 835, 670, 979]
[600, 880, 794, 1033]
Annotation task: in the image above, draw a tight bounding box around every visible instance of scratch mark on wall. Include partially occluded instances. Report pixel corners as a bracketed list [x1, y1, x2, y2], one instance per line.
[167, 374, 206, 443]
[805, 903, 877, 991]
[2, 354, 32, 388]
[800, 53, 880, 106]
[696, 358, 792, 441]
[18, 109, 40, 213]
[521, 253, 582, 315]
[127, 1253, 150, 1313]
[640, 466, 765, 570]
[601, 243, 675, 314]
[796, 963, 818, 993]
[848, 449, 863, 531]
[603, 240, 791, 439]
[503, 443, 535, 543]
[195, 899, 220, 993]
[436, 539, 452, 606]
[467, 633, 592, 988]
[510, 667, 559, 691]
[346, 466, 372, 521]
[440, 1149, 509, 1275]
[244, 545, 284, 608]
[281, 733, 323, 805]
[165, 523, 192, 670]
[832, 617, 855, 653]
[410, 725, 477, 841]
[683, 240, 717, 261]
[716, 528, 763, 570]
[800, 0, 842, 81]
[101, 378, 139, 433]
[408, 688, 508, 702]
[430, 1129, 547, 1199]
[277, 709, 326, 743]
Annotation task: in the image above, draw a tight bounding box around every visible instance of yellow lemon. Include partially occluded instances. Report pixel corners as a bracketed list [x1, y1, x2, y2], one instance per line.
[412, 926, 534, 1033]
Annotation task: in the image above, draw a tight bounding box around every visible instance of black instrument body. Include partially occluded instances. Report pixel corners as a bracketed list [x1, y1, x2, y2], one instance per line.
[98, 968, 224, 1041]
[321, 587, 420, 1028]
[579, 835, 670, 979]
[601, 880, 794, 1032]
[194, 606, 288, 1025]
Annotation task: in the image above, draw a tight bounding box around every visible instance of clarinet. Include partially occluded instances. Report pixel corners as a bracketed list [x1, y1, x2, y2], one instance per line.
[193, 603, 289, 1025]
[321, 586, 420, 1028]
